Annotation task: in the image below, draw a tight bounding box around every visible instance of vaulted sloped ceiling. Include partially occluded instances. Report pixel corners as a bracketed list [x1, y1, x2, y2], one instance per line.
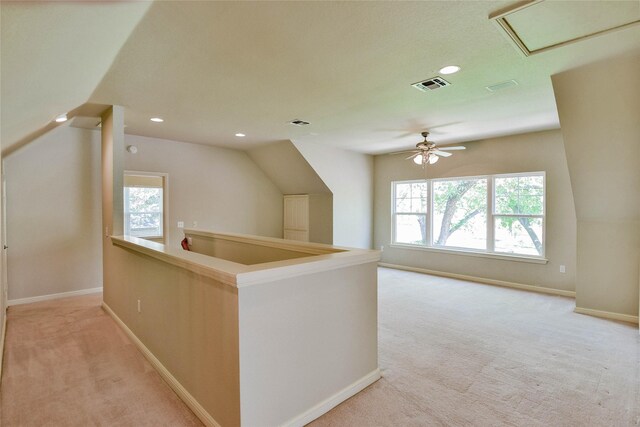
[247, 140, 331, 195]
[2, 1, 639, 155]
[0, 1, 151, 153]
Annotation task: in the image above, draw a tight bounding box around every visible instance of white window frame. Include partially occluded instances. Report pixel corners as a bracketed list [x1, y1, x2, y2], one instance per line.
[491, 171, 546, 258]
[391, 171, 546, 263]
[391, 179, 428, 245]
[430, 175, 489, 252]
[124, 171, 169, 242]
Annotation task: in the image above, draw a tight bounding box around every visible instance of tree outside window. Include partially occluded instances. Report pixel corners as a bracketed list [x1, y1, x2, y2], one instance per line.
[124, 187, 163, 237]
[392, 172, 545, 258]
[494, 175, 544, 256]
[433, 178, 487, 250]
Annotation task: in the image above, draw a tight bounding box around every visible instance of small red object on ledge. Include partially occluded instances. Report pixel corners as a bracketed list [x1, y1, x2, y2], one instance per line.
[181, 238, 190, 251]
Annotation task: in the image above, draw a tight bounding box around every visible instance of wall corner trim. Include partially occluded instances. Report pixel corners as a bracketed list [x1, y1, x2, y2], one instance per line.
[280, 368, 381, 427]
[7, 287, 103, 306]
[378, 263, 576, 298]
[574, 306, 639, 325]
[102, 303, 221, 427]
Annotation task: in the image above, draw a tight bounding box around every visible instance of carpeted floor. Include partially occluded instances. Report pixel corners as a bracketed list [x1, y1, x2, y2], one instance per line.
[0, 294, 202, 426]
[2, 269, 639, 426]
[311, 268, 640, 426]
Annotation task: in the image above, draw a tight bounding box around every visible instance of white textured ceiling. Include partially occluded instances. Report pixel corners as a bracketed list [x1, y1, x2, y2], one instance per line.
[0, 1, 151, 154]
[2, 1, 640, 155]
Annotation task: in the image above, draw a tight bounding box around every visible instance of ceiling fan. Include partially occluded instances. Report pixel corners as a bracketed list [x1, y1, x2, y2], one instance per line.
[390, 131, 465, 166]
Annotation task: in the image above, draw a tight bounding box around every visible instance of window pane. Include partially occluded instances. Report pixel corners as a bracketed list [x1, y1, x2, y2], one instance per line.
[411, 182, 427, 199]
[494, 216, 543, 256]
[432, 178, 487, 249]
[396, 197, 411, 213]
[395, 214, 427, 245]
[125, 186, 163, 237]
[494, 175, 543, 215]
[395, 183, 411, 211]
[128, 187, 162, 212]
[395, 181, 427, 214]
[129, 212, 162, 237]
[410, 196, 427, 213]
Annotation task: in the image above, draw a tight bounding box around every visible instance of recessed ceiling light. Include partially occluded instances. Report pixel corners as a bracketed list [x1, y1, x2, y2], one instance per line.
[439, 65, 461, 75]
[235, 133, 246, 137]
[150, 117, 164, 123]
[55, 113, 68, 123]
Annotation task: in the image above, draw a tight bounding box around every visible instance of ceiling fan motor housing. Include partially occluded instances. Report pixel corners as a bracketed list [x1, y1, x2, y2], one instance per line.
[416, 142, 436, 150]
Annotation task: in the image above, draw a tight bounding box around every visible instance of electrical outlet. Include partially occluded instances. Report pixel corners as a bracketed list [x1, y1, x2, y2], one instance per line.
[177, 221, 184, 228]
[192, 221, 198, 228]
[559, 265, 566, 273]
[137, 299, 141, 313]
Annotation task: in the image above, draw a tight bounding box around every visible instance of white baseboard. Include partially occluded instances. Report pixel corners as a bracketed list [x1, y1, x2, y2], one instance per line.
[0, 313, 6, 381]
[574, 306, 639, 325]
[379, 263, 576, 298]
[102, 303, 221, 427]
[7, 287, 103, 306]
[282, 368, 381, 427]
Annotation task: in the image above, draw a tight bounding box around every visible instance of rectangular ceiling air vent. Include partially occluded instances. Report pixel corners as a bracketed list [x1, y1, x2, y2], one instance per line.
[486, 80, 519, 92]
[289, 119, 310, 126]
[411, 76, 451, 92]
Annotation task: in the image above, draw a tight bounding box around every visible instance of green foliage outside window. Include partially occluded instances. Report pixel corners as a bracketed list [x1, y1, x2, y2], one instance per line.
[393, 173, 544, 256]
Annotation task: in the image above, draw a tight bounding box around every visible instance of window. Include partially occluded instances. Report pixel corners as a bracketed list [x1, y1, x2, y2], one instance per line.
[393, 181, 428, 245]
[124, 173, 166, 240]
[432, 178, 487, 250]
[392, 172, 545, 259]
[493, 173, 544, 256]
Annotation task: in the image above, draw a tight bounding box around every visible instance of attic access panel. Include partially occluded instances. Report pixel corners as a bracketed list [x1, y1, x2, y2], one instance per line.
[490, 0, 640, 56]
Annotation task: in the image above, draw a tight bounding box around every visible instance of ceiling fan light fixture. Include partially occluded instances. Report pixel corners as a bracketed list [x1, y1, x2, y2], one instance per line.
[413, 154, 424, 165]
[429, 153, 439, 164]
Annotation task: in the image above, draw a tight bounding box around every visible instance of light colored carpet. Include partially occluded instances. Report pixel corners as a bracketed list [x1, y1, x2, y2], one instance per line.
[2, 270, 639, 426]
[312, 268, 640, 426]
[0, 294, 202, 426]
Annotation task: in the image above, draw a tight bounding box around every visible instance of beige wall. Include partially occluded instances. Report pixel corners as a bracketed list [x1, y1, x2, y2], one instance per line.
[293, 140, 374, 249]
[5, 127, 284, 301]
[105, 243, 240, 426]
[125, 134, 283, 247]
[374, 129, 577, 292]
[247, 140, 331, 195]
[246, 140, 334, 244]
[552, 53, 640, 317]
[238, 263, 378, 426]
[0, 143, 5, 360]
[308, 193, 333, 245]
[5, 127, 103, 301]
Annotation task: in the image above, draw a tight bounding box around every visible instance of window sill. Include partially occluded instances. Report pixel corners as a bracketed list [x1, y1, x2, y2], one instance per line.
[136, 236, 164, 242]
[389, 243, 548, 264]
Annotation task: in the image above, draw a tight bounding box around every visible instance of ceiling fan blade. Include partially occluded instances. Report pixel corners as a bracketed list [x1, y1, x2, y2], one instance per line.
[405, 153, 421, 160]
[433, 150, 452, 157]
[437, 146, 466, 151]
[387, 149, 418, 156]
